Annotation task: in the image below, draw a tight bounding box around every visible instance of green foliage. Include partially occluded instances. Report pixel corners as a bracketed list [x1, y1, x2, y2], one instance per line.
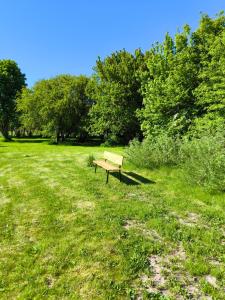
[185, 13, 225, 135]
[180, 132, 225, 192]
[13, 13, 225, 148]
[126, 128, 225, 193]
[17, 75, 89, 142]
[86, 154, 95, 167]
[125, 133, 181, 169]
[87, 49, 146, 143]
[0, 60, 26, 140]
[100, 134, 122, 147]
[139, 13, 225, 137]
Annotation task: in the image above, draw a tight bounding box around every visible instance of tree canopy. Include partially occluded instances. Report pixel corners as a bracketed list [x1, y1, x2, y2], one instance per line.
[2, 12, 224, 145]
[139, 13, 225, 137]
[0, 59, 26, 140]
[17, 75, 89, 142]
[86, 49, 146, 144]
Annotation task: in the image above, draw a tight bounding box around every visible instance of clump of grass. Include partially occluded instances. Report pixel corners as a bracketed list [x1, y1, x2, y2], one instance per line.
[86, 154, 95, 167]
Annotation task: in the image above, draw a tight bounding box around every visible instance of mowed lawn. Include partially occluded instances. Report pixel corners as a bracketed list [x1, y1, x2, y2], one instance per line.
[0, 139, 224, 300]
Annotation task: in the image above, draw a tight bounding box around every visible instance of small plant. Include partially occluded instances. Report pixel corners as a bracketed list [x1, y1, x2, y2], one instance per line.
[86, 154, 95, 167]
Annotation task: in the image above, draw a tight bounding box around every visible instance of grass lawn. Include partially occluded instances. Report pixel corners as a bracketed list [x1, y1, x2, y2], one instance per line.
[0, 139, 224, 299]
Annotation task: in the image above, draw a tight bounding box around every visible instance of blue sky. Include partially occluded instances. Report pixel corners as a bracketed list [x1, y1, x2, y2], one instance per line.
[0, 0, 224, 86]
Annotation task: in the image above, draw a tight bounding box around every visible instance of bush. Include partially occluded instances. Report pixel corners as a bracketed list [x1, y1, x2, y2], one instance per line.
[180, 133, 225, 192]
[101, 134, 122, 147]
[126, 130, 225, 192]
[125, 133, 181, 169]
[86, 154, 95, 167]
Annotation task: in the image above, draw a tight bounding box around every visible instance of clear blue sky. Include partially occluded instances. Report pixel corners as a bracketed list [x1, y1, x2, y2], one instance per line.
[0, 0, 224, 87]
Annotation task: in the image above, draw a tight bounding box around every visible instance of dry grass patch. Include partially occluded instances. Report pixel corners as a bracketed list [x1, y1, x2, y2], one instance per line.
[124, 220, 162, 242]
[76, 200, 95, 210]
[0, 193, 11, 205]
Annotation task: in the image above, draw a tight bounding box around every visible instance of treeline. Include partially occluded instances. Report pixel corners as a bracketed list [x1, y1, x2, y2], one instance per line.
[0, 13, 225, 145]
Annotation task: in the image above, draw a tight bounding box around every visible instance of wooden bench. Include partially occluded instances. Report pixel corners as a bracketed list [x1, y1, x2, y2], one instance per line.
[93, 151, 123, 183]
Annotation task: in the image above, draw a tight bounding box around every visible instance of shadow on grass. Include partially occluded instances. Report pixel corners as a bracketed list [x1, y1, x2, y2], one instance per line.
[15, 139, 48, 144]
[61, 141, 102, 147]
[111, 172, 155, 185]
[124, 172, 155, 184]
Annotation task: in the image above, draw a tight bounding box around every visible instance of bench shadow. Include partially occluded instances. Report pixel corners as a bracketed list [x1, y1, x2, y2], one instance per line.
[124, 172, 156, 184]
[110, 172, 155, 185]
[111, 172, 140, 185]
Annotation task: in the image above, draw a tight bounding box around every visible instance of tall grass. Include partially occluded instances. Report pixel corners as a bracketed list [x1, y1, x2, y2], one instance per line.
[126, 132, 225, 192]
[125, 133, 181, 169]
[180, 133, 225, 192]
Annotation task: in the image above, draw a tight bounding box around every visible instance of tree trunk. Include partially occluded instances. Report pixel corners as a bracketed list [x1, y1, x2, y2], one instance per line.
[61, 132, 65, 142]
[56, 131, 60, 144]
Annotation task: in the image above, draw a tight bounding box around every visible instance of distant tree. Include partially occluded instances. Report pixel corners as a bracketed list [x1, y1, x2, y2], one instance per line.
[17, 75, 90, 143]
[0, 60, 26, 140]
[87, 49, 146, 144]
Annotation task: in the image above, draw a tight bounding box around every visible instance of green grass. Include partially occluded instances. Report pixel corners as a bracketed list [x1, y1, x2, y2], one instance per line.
[0, 139, 224, 299]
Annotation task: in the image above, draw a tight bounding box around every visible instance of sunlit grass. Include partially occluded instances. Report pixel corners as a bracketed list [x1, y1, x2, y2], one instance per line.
[0, 139, 224, 299]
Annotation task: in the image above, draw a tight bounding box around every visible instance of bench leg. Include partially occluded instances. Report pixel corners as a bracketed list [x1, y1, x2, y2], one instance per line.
[106, 171, 109, 184]
[95, 164, 97, 173]
[119, 170, 121, 182]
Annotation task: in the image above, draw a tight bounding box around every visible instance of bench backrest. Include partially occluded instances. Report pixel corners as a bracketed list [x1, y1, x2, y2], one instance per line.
[104, 151, 123, 167]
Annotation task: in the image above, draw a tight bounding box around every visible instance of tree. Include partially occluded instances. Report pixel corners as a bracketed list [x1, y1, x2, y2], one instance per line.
[139, 13, 225, 137]
[87, 49, 146, 144]
[17, 75, 90, 142]
[139, 30, 198, 136]
[191, 13, 225, 134]
[0, 60, 26, 140]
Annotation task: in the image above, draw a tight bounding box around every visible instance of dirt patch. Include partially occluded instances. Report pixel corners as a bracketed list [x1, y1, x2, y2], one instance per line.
[171, 211, 205, 227]
[178, 212, 200, 227]
[170, 245, 186, 261]
[126, 192, 148, 201]
[209, 258, 221, 266]
[45, 275, 55, 288]
[139, 244, 213, 299]
[124, 220, 162, 241]
[205, 275, 218, 288]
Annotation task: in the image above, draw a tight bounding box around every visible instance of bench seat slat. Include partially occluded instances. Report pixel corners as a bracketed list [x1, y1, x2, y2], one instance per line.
[93, 160, 120, 171]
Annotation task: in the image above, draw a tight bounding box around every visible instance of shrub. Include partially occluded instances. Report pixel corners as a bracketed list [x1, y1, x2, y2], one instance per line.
[126, 130, 225, 192]
[86, 154, 95, 167]
[48, 137, 58, 145]
[180, 133, 225, 192]
[101, 134, 122, 147]
[125, 133, 181, 169]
